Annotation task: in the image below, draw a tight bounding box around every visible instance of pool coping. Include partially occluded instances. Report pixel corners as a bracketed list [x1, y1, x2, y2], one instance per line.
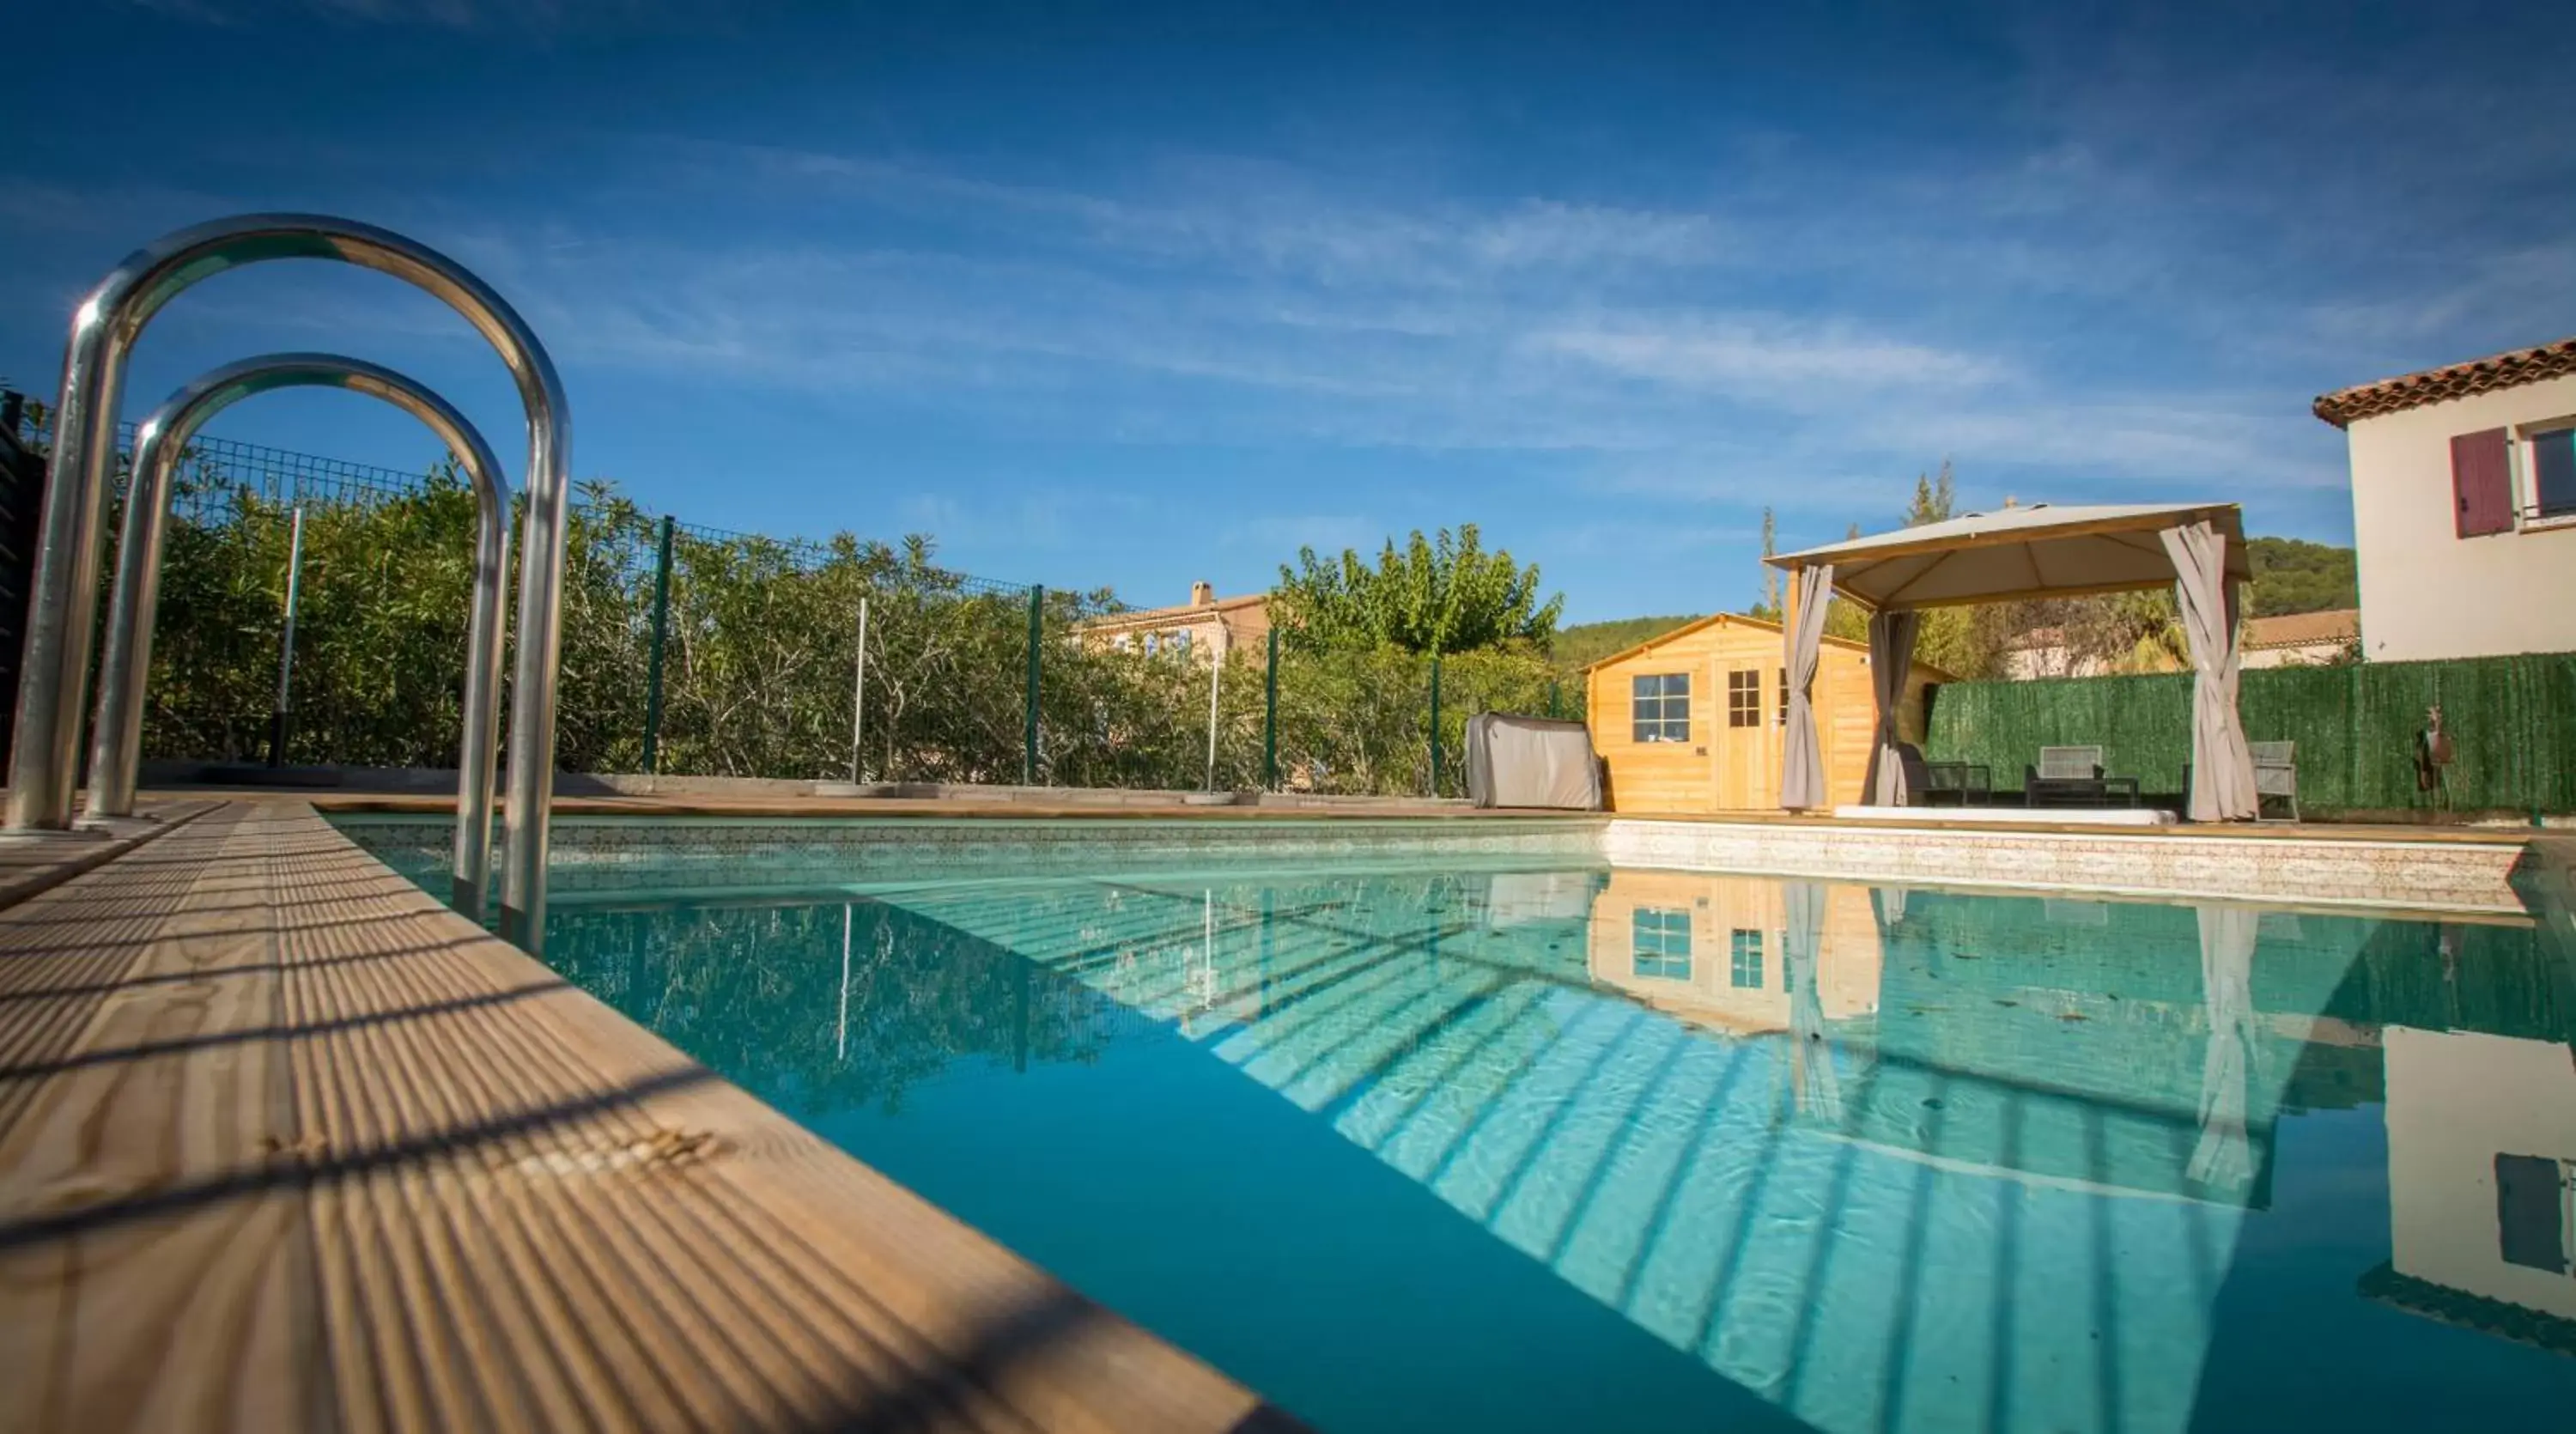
[0, 799, 1302, 1433]
[317, 797, 2543, 917]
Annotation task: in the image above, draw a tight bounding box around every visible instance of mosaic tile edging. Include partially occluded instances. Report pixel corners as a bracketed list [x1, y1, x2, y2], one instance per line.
[1600, 818, 2526, 914]
[335, 816, 1606, 896]
[332, 812, 2529, 913]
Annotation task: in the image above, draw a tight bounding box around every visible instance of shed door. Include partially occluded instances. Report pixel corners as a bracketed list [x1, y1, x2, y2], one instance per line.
[1712, 662, 1777, 809]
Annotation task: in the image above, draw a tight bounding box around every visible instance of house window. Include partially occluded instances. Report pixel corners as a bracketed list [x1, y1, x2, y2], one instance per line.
[1777, 666, 1789, 726]
[1631, 673, 1690, 743]
[1632, 908, 1692, 979]
[2531, 428, 2576, 520]
[1727, 670, 1761, 728]
[1729, 928, 1764, 989]
[2494, 1153, 2571, 1273]
[1173, 629, 1193, 653]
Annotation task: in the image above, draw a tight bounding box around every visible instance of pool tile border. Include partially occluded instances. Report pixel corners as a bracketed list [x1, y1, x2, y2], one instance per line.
[1600, 817, 2525, 914]
[337, 815, 1607, 896]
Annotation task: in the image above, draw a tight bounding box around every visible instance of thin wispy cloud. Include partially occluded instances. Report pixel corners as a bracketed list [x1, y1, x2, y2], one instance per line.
[17, 1, 2570, 616]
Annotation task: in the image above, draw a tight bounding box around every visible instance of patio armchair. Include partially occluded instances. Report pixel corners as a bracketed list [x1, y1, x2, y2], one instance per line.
[2250, 740, 2298, 823]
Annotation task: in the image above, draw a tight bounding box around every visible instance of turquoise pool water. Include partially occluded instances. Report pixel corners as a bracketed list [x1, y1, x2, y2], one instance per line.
[355, 826, 2576, 1433]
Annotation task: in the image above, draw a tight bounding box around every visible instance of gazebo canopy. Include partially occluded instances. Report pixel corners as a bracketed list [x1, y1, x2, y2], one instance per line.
[1762, 499, 2259, 822]
[1766, 501, 2250, 611]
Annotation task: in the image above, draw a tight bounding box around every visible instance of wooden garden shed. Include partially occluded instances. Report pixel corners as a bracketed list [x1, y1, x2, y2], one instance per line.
[1584, 612, 1946, 812]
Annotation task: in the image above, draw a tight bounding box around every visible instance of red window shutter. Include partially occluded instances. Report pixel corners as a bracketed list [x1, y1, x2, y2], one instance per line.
[2451, 428, 2513, 537]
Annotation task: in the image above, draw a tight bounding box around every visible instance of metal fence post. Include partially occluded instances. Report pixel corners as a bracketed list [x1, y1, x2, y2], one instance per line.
[1264, 626, 1279, 792]
[1429, 655, 1443, 797]
[641, 514, 674, 773]
[849, 595, 870, 783]
[1024, 585, 1044, 786]
[1203, 638, 1223, 792]
[267, 505, 307, 768]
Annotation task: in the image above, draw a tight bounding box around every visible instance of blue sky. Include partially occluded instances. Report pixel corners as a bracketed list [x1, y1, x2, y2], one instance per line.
[7, 1, 2571, 622]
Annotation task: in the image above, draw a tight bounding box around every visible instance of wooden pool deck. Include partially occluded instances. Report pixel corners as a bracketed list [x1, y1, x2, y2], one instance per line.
[0, 800, 1297, 1434]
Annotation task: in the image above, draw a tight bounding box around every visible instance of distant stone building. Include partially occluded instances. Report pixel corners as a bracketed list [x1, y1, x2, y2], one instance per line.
[1078, 581, 1273, 661]
[1999, 608, 2358, 678]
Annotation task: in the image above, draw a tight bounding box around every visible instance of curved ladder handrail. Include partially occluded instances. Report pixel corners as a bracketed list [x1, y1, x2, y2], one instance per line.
[88, 355, 513, 921]
[7, 213, 572, 951]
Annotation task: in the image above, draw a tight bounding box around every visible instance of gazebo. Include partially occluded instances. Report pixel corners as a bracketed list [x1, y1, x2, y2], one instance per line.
[1764, 501, 2259, 822]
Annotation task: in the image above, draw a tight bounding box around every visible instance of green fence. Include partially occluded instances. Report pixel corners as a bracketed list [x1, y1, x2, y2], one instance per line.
[1924, 653, 2576, 816]
[8, 393, 1566, 797]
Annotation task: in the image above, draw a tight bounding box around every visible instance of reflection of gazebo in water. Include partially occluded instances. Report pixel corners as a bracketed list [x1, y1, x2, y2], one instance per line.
[1765, 501, 2259, 820]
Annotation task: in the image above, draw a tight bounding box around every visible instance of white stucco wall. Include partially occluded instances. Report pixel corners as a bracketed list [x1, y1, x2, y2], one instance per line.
[2343, 374, 2576, 661]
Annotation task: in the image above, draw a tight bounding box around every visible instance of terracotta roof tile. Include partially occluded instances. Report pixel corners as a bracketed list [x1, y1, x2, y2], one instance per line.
[1078, 593, 1269, 629]
[2244, 608, 2358, 650]
[2312, 337, 2576, 428]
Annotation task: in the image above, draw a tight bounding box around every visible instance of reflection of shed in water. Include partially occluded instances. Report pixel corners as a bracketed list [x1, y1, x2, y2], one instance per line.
[1584, 870, 1882, 1036]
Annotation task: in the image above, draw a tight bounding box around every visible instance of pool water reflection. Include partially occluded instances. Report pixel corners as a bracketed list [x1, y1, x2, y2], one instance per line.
[527, 864, 2576, 1433]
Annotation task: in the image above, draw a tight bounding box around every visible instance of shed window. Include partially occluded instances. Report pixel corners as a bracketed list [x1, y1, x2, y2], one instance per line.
[1729, 928, 1765, 989]
[2532, 428, 2576, 520]
[1632, 673, 1690, 743]
[1727, 670, 1762, 728]
[1777, 666, 1789, 726]
[1633, 908, 1692, 979]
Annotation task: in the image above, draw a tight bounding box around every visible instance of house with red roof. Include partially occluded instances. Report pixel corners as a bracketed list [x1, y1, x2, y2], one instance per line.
[2313, 337, 2576, 661]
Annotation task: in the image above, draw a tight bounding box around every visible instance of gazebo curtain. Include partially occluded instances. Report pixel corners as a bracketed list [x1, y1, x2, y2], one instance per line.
[2162, 520, 2257, 822]
[1780, 562, 1834, 811]
[2188, 902, 2260, 1191]
[1860, 608, 1922, 806]
[1783, 879, 1841, 1121]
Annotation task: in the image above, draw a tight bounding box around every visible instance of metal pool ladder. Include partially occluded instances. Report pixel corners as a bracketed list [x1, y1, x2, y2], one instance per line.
[3, 215, 574, 953]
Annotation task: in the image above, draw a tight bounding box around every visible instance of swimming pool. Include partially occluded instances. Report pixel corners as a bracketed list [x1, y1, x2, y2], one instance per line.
[347, 817, 2576, 1433]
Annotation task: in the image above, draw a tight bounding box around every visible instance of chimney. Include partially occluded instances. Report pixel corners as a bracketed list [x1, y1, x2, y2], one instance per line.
[1190, 580, 1216, 608]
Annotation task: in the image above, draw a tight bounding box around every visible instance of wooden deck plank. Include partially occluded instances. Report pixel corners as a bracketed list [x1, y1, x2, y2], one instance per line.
[0, 800, 221, 911]
[0, 802, 1292, 1434]
[0, 805, 323, 1434]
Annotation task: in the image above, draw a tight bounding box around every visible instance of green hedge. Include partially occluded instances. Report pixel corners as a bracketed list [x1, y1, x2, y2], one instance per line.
[1924, 653, 2576, 815]
[125, 473, 1562, 795]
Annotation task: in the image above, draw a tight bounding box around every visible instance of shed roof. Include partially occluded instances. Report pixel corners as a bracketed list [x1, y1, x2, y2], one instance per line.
[1578, 609, 1942, 678]
[1765, 501, 2250, 611]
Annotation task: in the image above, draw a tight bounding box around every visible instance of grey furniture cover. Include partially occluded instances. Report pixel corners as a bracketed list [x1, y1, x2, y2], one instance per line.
[1465, 713, 1604, 810]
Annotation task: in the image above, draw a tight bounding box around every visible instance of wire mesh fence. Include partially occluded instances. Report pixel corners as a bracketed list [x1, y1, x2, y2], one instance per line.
[4, 391, 1570, 795]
